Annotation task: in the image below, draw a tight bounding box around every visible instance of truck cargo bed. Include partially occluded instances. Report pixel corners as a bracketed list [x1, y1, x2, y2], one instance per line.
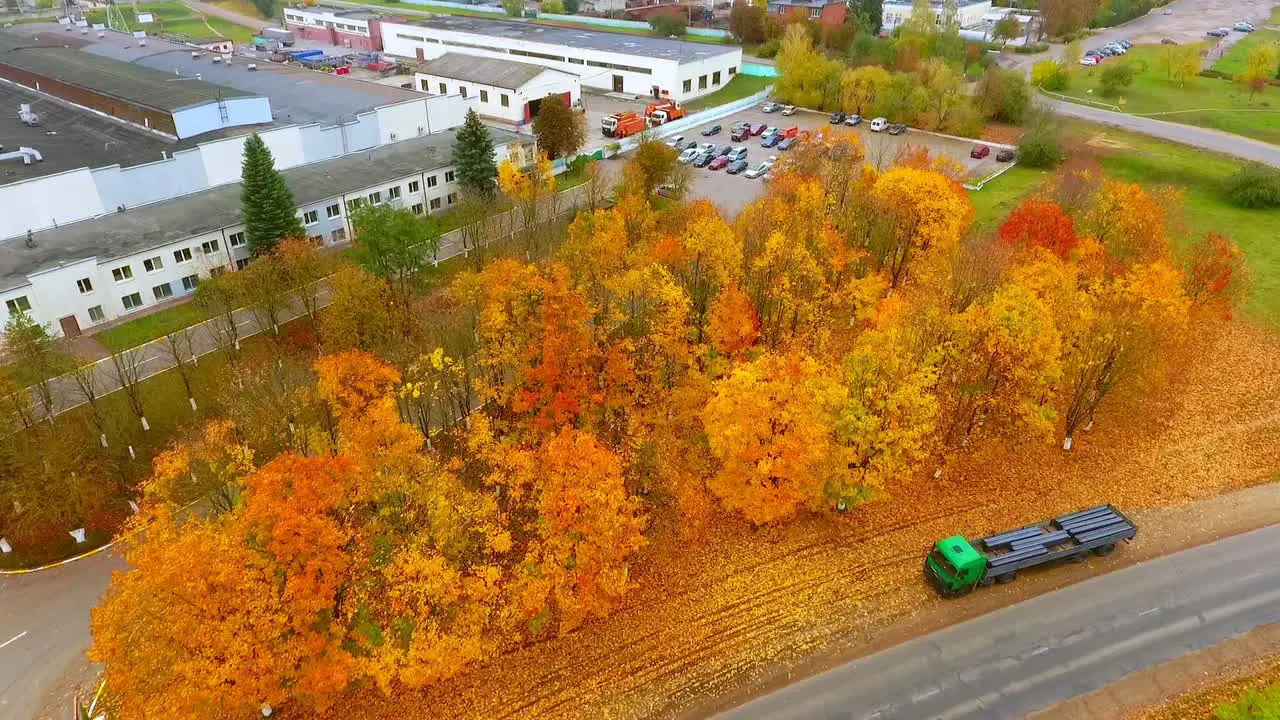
[977, 505, 1137, 580]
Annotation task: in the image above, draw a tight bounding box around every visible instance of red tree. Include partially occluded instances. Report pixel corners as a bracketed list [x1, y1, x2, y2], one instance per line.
[998, 199, 1079, 260]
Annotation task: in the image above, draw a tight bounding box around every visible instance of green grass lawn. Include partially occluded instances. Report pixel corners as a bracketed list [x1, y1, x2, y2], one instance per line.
[85, 2, 253, 42]
[1213, 28, 1280, 76]
[967, 126, 1280, 327]
[683, 74, 772, 111]
[1056, 43, 1280, 145]
[95, 300, 211, 353]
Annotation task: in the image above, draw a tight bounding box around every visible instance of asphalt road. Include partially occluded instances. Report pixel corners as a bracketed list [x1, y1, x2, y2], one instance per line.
[716, 523, 1280, 720]
[0, 551, 122, 720]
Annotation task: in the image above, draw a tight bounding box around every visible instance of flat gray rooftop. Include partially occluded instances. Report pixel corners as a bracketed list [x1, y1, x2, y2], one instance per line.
[418, 52, 563, 90]
[0, 125, 520, 292]
[0, 82, 201, 184]
[406, 15, 740, 63]
[1, 24, 422, 125]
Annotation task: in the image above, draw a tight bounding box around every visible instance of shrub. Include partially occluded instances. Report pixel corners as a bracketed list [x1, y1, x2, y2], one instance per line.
[1032, 60, 1070, 91]
[1018, 108, 1066, 168]
[1199, 68, 1229, 79]
[755, 37, 781, 58]
[1223, 162, 1280, 208]
[1015, 42, 1051, 54]
[1098, 63, 1135, 96]
[648, 11, 688, 37]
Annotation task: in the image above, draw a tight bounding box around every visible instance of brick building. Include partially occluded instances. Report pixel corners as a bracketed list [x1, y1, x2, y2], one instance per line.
[282, 6, 391, 51]
[766, 0, 847, 27]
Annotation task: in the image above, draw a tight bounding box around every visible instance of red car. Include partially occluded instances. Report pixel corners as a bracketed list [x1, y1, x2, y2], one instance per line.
[709, 155, 731, 170]
[970, 144, 991, 159]
[750, 123, 767, 136]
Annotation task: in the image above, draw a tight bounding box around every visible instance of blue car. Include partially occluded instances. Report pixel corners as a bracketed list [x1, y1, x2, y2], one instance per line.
[726, 159, 749, 174]
[762, 133, 782, 148]
[777, 136, 796, 151]
[693, 152, 715, 168]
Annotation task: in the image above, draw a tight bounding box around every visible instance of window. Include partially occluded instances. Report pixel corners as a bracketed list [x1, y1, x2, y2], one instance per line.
[228, 232, 245, 248]
[568, 57, 584, 64]
[445, 170, 455, 183]
[511, 48, 566, 62]
[332, 228, 347, 243]
[729, 66, 737, 76]
[122, 292, 143, 310]
[430, 197, 441, 211]
[439, 81, 447, 94]
[699, 75, 708, 90]
[326, 203, 341, 218]
[408, 180, 420, 193]
[76, 277, 93, 294]
[459, 85, 468, 98]
[368, 191, 382, 204]
[174, 248, 192, 263]
[479, 89, 488, 103]
[144, 256, 164, 272]
[303, 210, 319, 225]
[235, 257, 252, 270]
[501, 94, 510, 107]
[347, 198, 363, 212]
[112, 265, 133, 282]
[388, 186, 402, 199]
[683, 79, 691, 93]
[201, 239, 219, 255]
[88, 305, 105, 323]
[209, 266, 226, 277]
[412, 202, 424, 215]
[809, 6, 820, 18]
[5, 296, 31, 314]
[713, 71, 721, 86]
[180, 274, 199, 292]
[309, 235, 324, 247]
[420, 78, 430, 92]
[447, 192, 457, 206]
[153, 282, 173, 300]
[427, 175, 438, 188]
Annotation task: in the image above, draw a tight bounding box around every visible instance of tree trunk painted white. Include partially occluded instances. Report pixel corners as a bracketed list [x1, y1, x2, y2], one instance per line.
[128, 445, 136, 459]
[261, 703, 273, 717]
[0, 538, 11, 554]
[933, 469, 943, 479]
[1084, 420, 1093, 432]
[1063, 436, 1073, 451]
[69, 528, 87, 544]
[99, 434, 108, 448]
[140, 416, 150, 431]
[189, 397, 198, 411]
[128, 500, 140, 514]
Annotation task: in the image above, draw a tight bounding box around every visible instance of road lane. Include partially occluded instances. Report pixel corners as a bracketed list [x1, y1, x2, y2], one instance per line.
[716, 523, 1280, 720]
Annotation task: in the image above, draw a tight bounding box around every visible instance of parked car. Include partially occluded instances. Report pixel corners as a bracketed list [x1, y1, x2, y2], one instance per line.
[697, 142, 716, 155]
[1161, 37, 1178, 45]
[844, 114, 862, 126]
[694, 152, 715, 168]
[715, 144, 733, 157]
[1235, 21, 1256, 31]
[709, 155, 731, 170]
[1163, 7, 1172, 14]
[996, 148, 1016, 162]
[744, 159, 774, 178]
[726, 159, 749, 174]
[750, 123, 767, 136]
[970, 144, 990, 159]
[870, 117, 889, 132]
[781, 105, 797, 116]
[1207, 28, 1228, 37]
[677, 147, 700, 164]
[731, 126, 751, 142]
[888, 123, 907, 135]
[777, 136, 797, 150]
[726, 146, 748, 162]
[780, 125, 800, 138]
[761, 101, 781, 113]
[830, 111, 845, 124]
[762, 133, 783, 148]
[1118, 39, 1133, 48]
[666, 135, 685, 148]
[679, 139, 698, 151]
[1080, 56, 1099, 66]
[1105, 43, 1126, 54]
[701, 124, 722, 136]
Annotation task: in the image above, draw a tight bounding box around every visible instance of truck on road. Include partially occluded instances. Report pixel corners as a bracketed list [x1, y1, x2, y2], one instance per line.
[925, 504, 1137, 598]
[602, 111, 646, 138]
[645, 100, 686, 127]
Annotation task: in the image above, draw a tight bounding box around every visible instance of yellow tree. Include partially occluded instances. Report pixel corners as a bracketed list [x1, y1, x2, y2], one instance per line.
[869, 166, 974, 288]
[775, 24, 842, 109]
[498, 152, 557, 253]
[1239, 43, 1279, 99]
[841, 65, 892, 115]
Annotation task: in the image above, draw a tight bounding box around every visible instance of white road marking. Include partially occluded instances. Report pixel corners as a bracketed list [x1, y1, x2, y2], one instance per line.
[1138, 607, 1160, 617]
[0, 631, 28, 650]
[1029, 646, 1049, 656]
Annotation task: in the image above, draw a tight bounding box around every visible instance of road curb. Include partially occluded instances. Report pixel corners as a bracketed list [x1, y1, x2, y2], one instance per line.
[0, 538, 117, 576]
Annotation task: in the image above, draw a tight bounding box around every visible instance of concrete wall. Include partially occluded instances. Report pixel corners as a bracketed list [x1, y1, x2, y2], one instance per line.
[171, 96, 274, 139]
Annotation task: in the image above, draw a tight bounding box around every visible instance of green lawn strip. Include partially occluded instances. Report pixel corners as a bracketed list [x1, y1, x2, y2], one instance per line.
[1056, 43, 1280, 145]
[1271, 5, 1280, 25]
[95, 300, 211, 353]
[203, 16, 257, 43]
[967, 165, 1051, 235]
[1213, 29, 1280, 76]
[683, 74, 772, 111]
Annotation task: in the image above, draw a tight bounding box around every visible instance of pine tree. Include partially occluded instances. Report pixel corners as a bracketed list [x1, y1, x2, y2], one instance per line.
[451, 108, 498, 200]
[240, 134, 303, 256]
[532, 93, 586, 160]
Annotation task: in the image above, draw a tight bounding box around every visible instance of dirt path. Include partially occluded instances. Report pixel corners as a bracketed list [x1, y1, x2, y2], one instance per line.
[1030, 623, 1280, 720]
[305, 321, 1280, 720]
[179, 0, 262, 32]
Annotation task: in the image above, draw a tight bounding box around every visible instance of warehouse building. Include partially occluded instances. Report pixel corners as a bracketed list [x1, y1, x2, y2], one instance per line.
[415, 53, 580, 124]
[880, 0, 992, 31]
[381, 16, 743, 102]
[0, 126, 528, 338]
[0, 37, 271, 139]
[282, 6, 392, 51]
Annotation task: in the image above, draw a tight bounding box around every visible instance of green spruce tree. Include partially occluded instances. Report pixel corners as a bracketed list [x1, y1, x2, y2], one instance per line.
[451, 108, 498, 200]
[239, 134, 303, 256]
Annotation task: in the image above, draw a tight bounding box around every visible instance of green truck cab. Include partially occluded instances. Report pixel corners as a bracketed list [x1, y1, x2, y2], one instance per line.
[925, 505, 1138, 598]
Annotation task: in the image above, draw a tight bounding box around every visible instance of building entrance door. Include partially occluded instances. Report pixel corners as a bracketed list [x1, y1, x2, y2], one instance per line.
[59, 314, 82, 338]
[612, 74, 624, 93]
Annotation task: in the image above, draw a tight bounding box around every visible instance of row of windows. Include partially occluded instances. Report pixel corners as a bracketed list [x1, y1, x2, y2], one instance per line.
[399, 34, 657, 77]
[108, 241, 221, 285]
[8, 270, 209, 323]
[423, 79, 514, 108]
[682, 67, 735, 94]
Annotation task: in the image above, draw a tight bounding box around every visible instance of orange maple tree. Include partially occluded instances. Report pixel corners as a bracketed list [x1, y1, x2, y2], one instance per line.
[998, 198, 1080, 260]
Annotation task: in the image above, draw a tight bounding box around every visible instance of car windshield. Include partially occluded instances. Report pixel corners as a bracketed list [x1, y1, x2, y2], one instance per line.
[928, 549, 958, 577]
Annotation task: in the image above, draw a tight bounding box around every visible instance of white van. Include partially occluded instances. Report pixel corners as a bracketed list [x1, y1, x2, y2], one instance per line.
[870, 117, 889, 132]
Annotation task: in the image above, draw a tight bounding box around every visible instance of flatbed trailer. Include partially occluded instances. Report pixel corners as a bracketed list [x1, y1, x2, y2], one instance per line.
[925, 504, 1138, 597]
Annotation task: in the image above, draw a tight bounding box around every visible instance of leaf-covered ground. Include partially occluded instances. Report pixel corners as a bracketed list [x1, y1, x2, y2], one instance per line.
[302, 321, 1280, 720]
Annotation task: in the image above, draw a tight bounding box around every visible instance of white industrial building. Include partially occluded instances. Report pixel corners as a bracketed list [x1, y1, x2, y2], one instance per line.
[415, 52, 581, 124]
[881, 0, 992, 31]
[382, 16, 743, 103]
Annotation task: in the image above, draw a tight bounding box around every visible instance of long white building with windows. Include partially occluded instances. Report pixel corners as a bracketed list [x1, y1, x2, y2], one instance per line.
[381, 15, 743, 103]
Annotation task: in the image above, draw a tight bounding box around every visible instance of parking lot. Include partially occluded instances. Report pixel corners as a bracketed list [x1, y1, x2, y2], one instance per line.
[663, 104, 1005, 218]
[1087, 0, 1274, 47]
